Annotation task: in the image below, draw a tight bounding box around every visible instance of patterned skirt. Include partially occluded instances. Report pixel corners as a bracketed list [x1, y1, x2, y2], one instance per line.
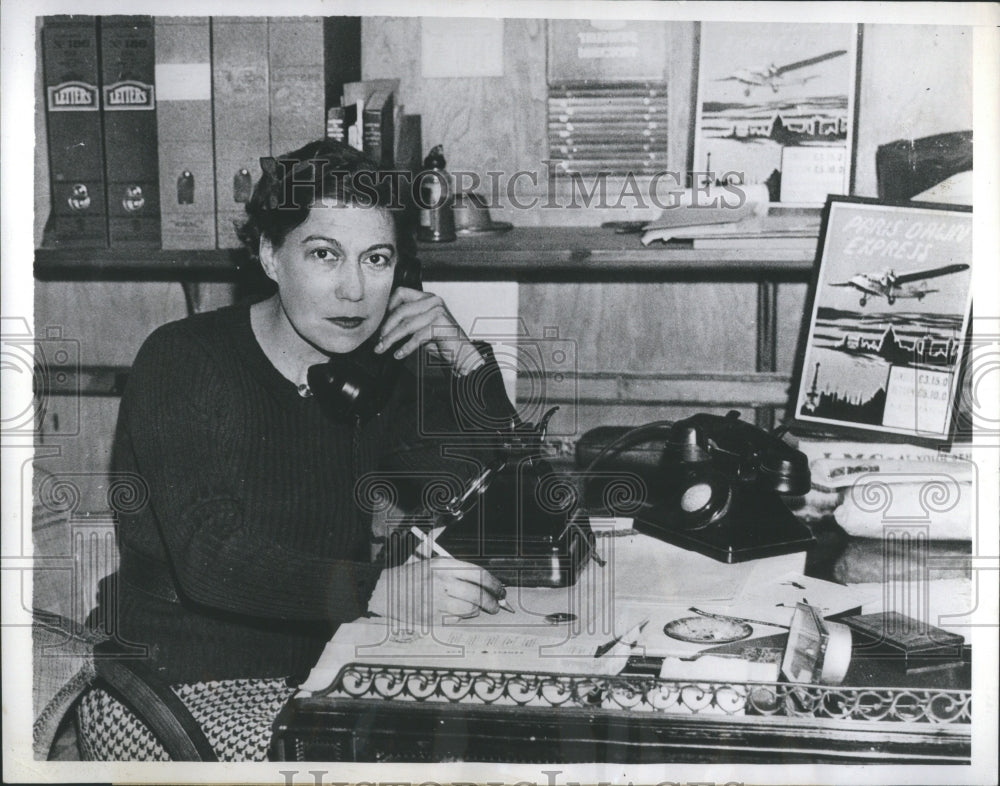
[76, 678, 295, 761]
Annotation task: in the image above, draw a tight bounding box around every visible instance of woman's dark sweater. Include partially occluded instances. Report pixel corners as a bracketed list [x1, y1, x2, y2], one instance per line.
[105, 302, 515, 685]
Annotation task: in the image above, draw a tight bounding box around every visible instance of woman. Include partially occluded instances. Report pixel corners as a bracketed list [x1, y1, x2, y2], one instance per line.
[77, 139, 517, 761]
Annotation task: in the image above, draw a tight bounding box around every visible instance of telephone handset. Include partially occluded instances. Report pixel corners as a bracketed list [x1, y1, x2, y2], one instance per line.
[307, 254, 422, 422]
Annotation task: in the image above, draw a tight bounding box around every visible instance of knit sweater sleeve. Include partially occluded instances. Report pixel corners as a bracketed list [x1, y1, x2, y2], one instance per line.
[118, 323, 382, 622]
[378, 342, 520, 490]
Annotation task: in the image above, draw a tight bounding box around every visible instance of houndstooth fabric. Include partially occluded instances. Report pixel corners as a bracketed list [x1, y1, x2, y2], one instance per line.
[76, 678, 295, 761]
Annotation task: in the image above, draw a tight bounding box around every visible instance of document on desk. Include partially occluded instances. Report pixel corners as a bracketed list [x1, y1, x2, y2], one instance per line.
[298, 534, 871, 694]
[299, 615, 630, 696]
[603, 533, 806, 607]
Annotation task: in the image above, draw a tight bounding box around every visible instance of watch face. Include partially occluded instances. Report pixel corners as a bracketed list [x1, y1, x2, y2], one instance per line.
[664, 616, 753, 643]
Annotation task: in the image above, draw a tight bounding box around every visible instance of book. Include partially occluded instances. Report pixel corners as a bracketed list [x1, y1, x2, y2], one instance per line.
[840, 611, 966, 673]
[394, 111, 423, 177]
[154, 16, 215, 249]
[41, 16, 107, 248]
[342, 78, 400, 113]
[393, 110, 422, 218]
[325, 102, 358, 145]
[211, 17, 269, 248]
[100, 16, 160, 249]
[361, 84, 395, 167]
[268, 17, 325, 157]
[346, 98, 363, 150]
[342, 78, 399, 155]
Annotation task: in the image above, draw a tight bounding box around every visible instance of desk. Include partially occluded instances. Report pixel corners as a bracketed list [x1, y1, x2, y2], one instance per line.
[270, 525, 972, 764]
[269, 656, 971, 763]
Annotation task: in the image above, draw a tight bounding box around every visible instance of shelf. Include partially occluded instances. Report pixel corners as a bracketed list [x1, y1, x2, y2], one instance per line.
[34, 227, 816, 282]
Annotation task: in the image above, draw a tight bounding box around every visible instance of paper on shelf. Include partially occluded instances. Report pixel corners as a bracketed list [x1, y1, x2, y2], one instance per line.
[640, 184, 770, 245]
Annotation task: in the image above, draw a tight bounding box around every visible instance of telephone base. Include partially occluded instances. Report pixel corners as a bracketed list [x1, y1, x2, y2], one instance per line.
[629, 483, 815, 563]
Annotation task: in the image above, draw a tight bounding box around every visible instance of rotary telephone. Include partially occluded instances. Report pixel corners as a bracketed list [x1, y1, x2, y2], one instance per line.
[579, 411, 814, 563]
[306, 254, 422, 422]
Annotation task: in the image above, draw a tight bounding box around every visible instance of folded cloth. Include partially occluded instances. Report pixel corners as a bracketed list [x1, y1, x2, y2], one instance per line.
[811, 457, 975, 492]
[831, 537, 971, 585]
[834, 480, 972, 540]
[784, 488, 841, 521]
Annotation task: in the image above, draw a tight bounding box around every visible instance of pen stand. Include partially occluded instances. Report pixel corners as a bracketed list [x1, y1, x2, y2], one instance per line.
[395, 457, 595, 588]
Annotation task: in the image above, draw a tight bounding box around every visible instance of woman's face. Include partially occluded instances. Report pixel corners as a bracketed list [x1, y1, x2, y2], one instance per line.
[260, 199, 397, 355]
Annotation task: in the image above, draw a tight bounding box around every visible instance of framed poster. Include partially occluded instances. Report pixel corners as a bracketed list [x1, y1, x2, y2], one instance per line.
[693, 22, 859, 204]
[793, 197, 973, 441]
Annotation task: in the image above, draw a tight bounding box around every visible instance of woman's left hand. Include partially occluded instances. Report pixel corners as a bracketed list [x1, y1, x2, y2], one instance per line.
[375, 287, 483, 374]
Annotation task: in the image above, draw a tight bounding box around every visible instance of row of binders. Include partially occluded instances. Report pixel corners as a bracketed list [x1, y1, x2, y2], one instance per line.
[546, 84, 670, 178]
[41, 15, 376, 251]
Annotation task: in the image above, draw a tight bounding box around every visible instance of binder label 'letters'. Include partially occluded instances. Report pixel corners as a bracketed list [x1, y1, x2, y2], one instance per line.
[47, 81, 99, 112]
[103, 80, 155, 111]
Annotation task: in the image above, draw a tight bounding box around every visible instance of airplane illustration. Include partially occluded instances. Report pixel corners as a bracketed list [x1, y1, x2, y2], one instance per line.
[829, 263, 970, 307]
[715, 50, 847, 96]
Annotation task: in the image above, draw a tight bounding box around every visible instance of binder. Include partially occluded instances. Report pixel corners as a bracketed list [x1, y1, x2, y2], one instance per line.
[268, 17, 325, 157]
[154, 17, 215, 249]
[211, 17, 269, 248]
[100, 16, 160, 248]
[42, 15, 107, 248]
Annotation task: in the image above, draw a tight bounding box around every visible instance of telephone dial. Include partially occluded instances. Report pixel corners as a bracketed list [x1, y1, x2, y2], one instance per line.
[579, 411, 814, 563]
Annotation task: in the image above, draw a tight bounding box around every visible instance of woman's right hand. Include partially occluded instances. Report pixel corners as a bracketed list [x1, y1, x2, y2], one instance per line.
[367, 557, 506, 627]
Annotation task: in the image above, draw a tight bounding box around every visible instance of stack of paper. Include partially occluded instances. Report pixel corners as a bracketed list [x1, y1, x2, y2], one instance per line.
[642, 213, 821, 249]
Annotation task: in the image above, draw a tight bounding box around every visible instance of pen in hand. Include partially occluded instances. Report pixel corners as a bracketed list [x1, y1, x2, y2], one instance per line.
[409, 525, 516, 614]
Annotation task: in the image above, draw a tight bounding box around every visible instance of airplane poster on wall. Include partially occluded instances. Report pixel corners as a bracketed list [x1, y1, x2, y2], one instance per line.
[693, 22, 859, 204]
[793, 197, 973, 441]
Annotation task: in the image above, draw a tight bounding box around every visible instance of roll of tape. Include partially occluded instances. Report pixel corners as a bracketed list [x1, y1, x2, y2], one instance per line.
[820, 622, 853, 684]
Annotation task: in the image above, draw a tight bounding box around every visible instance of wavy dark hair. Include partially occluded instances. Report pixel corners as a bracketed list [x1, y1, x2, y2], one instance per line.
[236, 138, 419, 288]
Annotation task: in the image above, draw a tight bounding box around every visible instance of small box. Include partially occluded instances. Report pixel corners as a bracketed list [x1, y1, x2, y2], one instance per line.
[841, 611, 965, 673]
